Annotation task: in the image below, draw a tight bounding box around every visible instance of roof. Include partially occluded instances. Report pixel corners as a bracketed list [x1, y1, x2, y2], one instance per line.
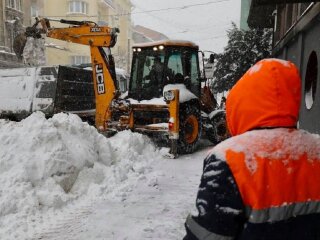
[133, 40, 199, 49]
[254, 0, 317, 3]
[247, 1, 275, 28]
[133, 25, 169, 42]
[247, 0, 319, 28]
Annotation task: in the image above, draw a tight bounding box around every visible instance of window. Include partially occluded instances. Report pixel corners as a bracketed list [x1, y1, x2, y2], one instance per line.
[6, 0, 22, 11]
[117, 76, 127, 93]
[167, 52, 183, 76]
[31, 3, 38, 17]
[189, 52, 200, 96]
[71, 56, 90, 65]
[130, 50, 165, 99]
[305, 51, 318, 110]
[69, 1, 88, 14]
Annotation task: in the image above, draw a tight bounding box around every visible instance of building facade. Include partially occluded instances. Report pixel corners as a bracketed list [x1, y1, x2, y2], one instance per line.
[247, 0, 320, 134]
[0, 0, 24, 68]
[23, 0, 44, 26]
[43, 0, 133, 72]
[240, 0, 251, 30]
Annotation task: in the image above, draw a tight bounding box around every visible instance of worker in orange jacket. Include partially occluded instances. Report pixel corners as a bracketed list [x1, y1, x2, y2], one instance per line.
[184, 58, 320, 240]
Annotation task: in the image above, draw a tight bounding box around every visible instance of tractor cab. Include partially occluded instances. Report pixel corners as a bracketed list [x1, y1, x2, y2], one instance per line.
[129, 40, 201, 101]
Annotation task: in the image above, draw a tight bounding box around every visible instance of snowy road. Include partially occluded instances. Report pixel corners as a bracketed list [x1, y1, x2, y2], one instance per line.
[0, 113, 212, 240]
[77, 151, 206, 240]
[33, 148, 208, 240]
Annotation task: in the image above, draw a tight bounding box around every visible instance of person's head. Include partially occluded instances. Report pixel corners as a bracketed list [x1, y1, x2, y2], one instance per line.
[154, 56, 161, 64]
[226, 58, 301, 136]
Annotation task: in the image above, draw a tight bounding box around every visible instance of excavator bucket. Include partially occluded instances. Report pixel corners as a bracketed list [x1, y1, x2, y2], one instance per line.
[13, 17, 48, 63]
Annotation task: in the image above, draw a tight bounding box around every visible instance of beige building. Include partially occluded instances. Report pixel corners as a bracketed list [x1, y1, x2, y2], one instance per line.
[0, 0, 132, 69]
[23, 0, 44, 26]
[42, 0, 133, 72]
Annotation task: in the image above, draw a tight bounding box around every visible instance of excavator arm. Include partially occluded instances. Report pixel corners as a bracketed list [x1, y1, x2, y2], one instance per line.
[22, 18, 120, 130]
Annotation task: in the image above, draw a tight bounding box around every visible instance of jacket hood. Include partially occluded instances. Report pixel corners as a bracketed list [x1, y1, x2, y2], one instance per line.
[226, 58, 301, 136]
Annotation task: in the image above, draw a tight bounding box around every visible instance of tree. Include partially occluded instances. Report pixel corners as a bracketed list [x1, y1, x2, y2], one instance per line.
[213, 23, 272, 93]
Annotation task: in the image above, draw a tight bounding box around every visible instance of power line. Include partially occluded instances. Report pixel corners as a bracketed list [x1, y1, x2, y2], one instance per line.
[130, 0, 230, 16]
[44, 0, 230, 18]
[174, 23, 232, 34]
[193, 35, 227, 41]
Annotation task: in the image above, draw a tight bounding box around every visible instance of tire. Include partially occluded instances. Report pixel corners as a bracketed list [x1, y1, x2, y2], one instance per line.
[178, 103, 201, 154]
[206, 112, 228, 145]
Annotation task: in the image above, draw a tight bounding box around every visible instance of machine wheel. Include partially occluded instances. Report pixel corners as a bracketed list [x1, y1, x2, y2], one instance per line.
[206, 112, 228, 145]
[178, 104, 201, 154]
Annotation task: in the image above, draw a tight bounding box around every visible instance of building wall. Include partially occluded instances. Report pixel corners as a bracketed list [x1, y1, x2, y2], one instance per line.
[273, 3, 311, 44]
[0, 1, 5, 47]
[110, 0, 132, 72]
[273, 4, 320, 134]
[0, 0, 25, 68]
[23, 0, 44, 26]
[240, 0, 251, 30]
[43, 0, 132, 72]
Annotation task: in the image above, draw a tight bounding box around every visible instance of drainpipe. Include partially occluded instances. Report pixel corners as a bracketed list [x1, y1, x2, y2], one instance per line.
[1, 0, 6, 47]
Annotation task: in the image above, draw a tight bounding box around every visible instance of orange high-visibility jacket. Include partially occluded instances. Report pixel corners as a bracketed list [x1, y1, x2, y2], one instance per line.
[184, 59, 320, 240]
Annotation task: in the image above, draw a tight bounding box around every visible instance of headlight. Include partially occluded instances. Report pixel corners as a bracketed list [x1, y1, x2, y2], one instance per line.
[164, 90, 175, 101]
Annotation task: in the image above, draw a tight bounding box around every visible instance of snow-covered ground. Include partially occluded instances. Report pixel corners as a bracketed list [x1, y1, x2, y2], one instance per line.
[0, 112, 211, 240]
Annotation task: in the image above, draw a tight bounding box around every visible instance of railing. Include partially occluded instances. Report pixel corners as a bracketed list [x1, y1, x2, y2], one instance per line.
[102, 0, 115, 9]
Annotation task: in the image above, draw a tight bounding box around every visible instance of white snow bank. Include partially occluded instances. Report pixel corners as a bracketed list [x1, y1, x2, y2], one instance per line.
[0, 112, 162, 239]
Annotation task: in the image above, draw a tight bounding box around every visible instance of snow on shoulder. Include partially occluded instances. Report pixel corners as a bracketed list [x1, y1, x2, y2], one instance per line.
[247, 58, 292, 75]
[209, 128, 320, 174]
[0, 112, 162, 238]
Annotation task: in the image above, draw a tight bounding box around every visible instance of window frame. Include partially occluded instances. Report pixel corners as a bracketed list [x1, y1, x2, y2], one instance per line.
[68, 1, 88, 14]
[6, 0, 22, 11]
[71, 55, 91, 65]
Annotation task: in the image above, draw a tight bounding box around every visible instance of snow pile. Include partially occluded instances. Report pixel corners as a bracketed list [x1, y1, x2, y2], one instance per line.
[0, 112, 162, 237]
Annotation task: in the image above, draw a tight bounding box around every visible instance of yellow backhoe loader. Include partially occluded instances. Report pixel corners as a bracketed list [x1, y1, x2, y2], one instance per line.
[14, 18, 228, 157]
[110, 40, 228, 156]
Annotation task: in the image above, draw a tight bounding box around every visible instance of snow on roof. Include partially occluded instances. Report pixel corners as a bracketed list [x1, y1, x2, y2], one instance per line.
[133, 39, 199, 49]
[127, 84, 197, 105]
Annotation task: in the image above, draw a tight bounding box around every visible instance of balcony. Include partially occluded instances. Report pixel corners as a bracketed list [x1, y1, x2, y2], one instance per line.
[101, 0, 115, 9]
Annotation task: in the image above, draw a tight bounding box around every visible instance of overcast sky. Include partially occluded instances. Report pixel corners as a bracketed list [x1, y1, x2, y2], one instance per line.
[130, 0, 241, 54]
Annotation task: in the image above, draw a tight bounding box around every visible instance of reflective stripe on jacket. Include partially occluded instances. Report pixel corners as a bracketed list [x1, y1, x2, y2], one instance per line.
[225, 129, 320, 224]
[184, 129, 320, 240]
